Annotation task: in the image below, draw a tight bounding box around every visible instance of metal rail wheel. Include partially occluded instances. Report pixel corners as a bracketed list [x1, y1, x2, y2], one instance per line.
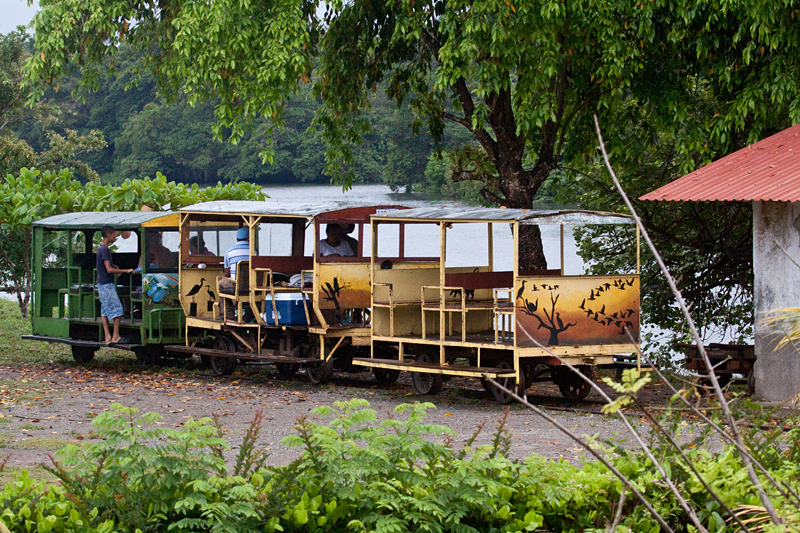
[209, 335, 238, 376]
[305, 343, 333, 384]
[487, 361, 525, 404]
[555, 365, 593, 401]
[411, 352, 444, 395]
[71, 345, 96, 363]
[134, 345, 165, 367]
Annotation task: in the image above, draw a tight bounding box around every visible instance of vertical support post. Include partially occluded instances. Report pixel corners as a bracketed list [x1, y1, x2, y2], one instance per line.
[398, 222, 405, 260]
[487, 222, 494, 271]
[636, 224, 641, 274]
[560, 224, 565, 275]
[513, 222, 519, 351]
[439, 221, 447, 364]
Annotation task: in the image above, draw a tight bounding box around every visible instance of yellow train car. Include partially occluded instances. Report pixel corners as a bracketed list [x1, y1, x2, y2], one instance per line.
[353, 207, 643, 402]
[166, 201, 404, 382]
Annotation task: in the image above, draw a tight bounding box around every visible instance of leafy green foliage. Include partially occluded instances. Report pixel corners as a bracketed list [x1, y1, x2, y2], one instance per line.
[0, 469, 117, 532]
[45, 403, 268, 532]
[0, 168, 265, 317]
[1, 31, 106, 181]
[4, 398, 800, 532]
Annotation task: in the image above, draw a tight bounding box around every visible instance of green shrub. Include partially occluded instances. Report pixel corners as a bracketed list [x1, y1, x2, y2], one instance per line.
[5, 399, 797, 532]
[0, 469, 116, 532]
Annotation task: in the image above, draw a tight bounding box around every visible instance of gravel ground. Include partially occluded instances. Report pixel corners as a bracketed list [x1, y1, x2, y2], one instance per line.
[0, 356, 675, 470]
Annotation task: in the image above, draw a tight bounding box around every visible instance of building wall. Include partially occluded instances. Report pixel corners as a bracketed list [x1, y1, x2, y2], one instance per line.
[753, 201, 800, 401]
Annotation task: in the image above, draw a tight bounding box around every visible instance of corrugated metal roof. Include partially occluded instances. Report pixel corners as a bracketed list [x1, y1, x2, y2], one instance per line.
[180, 200, 387, 217]
[33, 211, 175, 229]
[640, 123, 800, 202]
[371, 207, 633, 225]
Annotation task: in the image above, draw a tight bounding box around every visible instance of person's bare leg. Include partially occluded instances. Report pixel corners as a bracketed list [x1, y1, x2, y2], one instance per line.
[112, 317, 122, 343]
[101, 317, 112, 345]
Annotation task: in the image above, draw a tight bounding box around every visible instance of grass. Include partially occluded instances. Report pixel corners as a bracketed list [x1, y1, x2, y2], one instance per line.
[0, 465, 59, 486]
[0, 299, 147, 370]
[14, 437, 79, 450]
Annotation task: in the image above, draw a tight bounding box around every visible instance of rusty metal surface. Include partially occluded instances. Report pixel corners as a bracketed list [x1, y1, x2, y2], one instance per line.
[371, 208, 633, 225]
[641, 123, 800, 202]
[33, 211, 176, 229]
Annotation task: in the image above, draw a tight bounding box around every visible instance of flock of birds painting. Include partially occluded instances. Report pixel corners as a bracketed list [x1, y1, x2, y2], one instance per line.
[516, 277, 637, 341]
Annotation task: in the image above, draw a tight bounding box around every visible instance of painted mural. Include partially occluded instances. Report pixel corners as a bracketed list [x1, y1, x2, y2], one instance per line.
[318, 263, 371, 311]
[515, 275, 640, 348]
[143, 273, 181, 311]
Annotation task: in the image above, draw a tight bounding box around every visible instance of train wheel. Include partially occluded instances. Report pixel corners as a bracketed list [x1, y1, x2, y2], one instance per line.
[372, 367, 400, 385]
[556, 366, 593, 401]
[747, 369, 756, 396]
[71, 345, 96, 363]
[305, 344, 333, 384]
[135, 345, 164, 367]
[411, 353, 443, 395]
[209, 336, 237, 376]
[276, 363, 300, 379]
[488, 361, 525, 404]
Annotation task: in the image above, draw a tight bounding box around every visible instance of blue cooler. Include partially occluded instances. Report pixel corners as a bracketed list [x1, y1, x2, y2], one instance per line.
[264, 293, 309, 325]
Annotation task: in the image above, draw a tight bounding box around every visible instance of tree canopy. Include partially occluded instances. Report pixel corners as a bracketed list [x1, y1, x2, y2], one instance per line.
[22, 0, 800, 345]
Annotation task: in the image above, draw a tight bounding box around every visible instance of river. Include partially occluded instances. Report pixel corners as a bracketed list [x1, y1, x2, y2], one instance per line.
[260, 183, 585, 275]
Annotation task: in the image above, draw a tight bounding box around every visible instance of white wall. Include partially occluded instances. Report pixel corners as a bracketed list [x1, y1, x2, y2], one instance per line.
[753, 201, 800, 401]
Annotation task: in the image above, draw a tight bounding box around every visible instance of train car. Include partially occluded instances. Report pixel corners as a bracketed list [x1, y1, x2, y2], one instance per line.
[352, 207, 643, 402]
[22, 211, 184, 364]
[168, 201, 405, 381]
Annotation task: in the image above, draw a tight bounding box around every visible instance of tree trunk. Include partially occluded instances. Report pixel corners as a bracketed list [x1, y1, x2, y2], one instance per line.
[519, 225, 547, 272]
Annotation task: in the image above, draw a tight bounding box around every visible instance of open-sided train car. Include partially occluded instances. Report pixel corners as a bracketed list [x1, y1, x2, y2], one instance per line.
[23, 211, 184, 364]
[352, 207, 643, 402]
[168, 201, 405, 381]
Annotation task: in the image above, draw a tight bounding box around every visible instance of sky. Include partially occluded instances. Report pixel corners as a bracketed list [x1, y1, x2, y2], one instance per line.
[1, 0, 39, 35]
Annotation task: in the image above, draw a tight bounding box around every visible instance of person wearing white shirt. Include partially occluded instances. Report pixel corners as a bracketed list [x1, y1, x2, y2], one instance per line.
[319, 224, 355, 257]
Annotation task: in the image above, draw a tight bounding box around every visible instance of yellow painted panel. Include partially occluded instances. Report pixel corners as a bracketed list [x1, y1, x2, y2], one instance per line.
[141, 213, 180, 228]
[515, 275, 640, 348]
[180, 267, 222, 319]
[318, 262, 371, 310]
[373, 265, 440, 303]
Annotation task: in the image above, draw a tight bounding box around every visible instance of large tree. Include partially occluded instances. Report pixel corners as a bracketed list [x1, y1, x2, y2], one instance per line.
[24, 0, 800, 272]
[24, 0, 664, 269]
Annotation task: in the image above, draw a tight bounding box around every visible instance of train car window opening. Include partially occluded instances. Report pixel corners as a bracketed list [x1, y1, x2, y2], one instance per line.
[375, 223, 400, 258]
[404, 223, 440, 259]
[143, 228, 179, 272]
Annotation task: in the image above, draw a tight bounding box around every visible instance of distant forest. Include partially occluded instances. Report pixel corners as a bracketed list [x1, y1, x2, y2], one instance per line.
[17, 42, 496, 198]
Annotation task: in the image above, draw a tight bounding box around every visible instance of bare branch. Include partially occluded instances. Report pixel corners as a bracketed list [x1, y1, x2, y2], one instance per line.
[593, 115, 782, 525]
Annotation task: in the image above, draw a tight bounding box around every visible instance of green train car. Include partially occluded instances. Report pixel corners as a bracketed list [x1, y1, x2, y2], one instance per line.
[22, 211, 185, 364]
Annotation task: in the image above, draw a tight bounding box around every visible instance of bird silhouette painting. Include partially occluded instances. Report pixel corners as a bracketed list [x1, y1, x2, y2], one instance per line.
[187, 278, 205, 297]
[516, 275, 639, 348]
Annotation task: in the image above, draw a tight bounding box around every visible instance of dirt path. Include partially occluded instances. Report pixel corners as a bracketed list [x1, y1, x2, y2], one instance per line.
[0, 359, 672, 469]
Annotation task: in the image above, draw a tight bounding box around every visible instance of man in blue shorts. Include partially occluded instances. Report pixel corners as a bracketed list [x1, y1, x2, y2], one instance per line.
[97, 225, 135, 345]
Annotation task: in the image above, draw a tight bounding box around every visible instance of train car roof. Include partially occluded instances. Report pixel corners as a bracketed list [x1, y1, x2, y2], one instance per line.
[181, 201, 405, 219]
[32, 211, 177, 230]
[370, 207, 634, 225]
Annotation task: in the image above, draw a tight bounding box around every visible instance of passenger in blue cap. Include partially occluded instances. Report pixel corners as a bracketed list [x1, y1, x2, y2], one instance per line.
[219, 226, 251, 320]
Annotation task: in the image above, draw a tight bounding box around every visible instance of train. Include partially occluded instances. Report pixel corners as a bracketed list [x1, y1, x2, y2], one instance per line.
[23, 202, 643, 402]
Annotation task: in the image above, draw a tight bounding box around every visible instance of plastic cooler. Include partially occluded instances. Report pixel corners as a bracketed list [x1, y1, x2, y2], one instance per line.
[264, 293, 310, 325]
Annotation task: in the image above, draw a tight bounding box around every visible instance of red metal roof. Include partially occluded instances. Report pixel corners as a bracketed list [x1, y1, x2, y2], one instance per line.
[640, 123, 800, 202]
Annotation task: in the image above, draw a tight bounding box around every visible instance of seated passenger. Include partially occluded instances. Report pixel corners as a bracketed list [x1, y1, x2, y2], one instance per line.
[320, 223, 355, 257]
[140, 231, 177, 270]
[189, 236, 215, 256]
[343, 223, 359, 256]
[219, 227, 251, 320]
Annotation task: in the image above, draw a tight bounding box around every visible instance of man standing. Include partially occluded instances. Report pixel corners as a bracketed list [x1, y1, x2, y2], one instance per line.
[97, 225, 135, 345]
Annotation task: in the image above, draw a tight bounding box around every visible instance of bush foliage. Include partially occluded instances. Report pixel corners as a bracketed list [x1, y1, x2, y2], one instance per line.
[1, 400, 798, 532]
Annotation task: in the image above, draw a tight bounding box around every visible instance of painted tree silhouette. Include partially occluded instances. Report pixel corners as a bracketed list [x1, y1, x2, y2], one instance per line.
[521, 293, 576, 345]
